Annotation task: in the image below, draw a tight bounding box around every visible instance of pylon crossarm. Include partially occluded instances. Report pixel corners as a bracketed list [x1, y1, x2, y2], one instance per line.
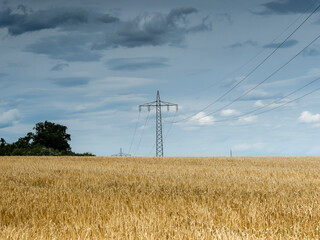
[159, 101, 178, 106]
[140, 101, 177, 107]
[139, 101, 157, 106]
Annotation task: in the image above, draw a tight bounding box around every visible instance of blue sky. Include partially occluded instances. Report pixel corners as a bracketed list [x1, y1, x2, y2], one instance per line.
[1, 0, 320, 156]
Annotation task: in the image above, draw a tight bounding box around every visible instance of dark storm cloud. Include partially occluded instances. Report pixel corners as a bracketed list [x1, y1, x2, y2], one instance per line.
[212, 13, 233, 24]
[26, 34, 102, 62]
[17, 5, 27, 14]
[97, 14, 120, 24]
[0, 4, 207, 47]
[93, 7, 211, 49]
[257, 0, 317, 15]
[166, 7, 198, 22]
[0, 7, 89, 35]
[107, 57, 169, 71]
[23, 7, 209, 61]
[51, 63, 70, 71]
[227, 40, 258, 49]
[263, 39, 298, 48]
[51, 77, 91, 87]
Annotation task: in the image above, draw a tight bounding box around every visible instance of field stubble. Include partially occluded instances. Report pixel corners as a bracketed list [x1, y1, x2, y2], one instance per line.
[0, 156, 320, 239]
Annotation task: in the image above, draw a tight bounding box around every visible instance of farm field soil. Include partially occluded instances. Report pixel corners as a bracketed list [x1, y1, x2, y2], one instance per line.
[0, 156, 320, 239]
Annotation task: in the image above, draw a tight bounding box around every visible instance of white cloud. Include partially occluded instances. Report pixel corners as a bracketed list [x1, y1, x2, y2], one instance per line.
[233, 142, 265, 151]
[0, 109, 20, 127]
[238, 115, 257, 123]
[298, 111, 320, 123]
[221, 109, 239, 116]
[254, 100, 264, 107]
[254, 99, 293, 109]
[189, 112, 214, 125]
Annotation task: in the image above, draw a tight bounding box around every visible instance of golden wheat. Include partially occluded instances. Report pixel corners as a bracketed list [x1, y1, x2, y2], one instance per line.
[0, 156, 320, 239]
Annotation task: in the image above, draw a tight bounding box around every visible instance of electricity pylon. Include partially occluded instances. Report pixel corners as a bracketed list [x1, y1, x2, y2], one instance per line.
[112, 148, 131, 157]
[139, 91, 178, 157]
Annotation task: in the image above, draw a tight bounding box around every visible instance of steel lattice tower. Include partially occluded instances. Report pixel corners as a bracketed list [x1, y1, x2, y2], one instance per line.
[139, 91, 178, 157]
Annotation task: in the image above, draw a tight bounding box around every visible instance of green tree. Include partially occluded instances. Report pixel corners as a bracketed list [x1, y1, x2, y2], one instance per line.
[11, 148, 25, 156]
[14, 132, 33, 149]
[28, 144, 61, 156]
[0, 138, 7, 155]
[32, 121, 71, 152]
[0, 138, 16, 156]
[0, 138, 6, 147]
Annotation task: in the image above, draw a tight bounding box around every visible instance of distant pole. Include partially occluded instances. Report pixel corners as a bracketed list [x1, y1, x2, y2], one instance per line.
[230, 149, 233, 157]
[139, 91, 178, 157]
[112, 148, 131, 157]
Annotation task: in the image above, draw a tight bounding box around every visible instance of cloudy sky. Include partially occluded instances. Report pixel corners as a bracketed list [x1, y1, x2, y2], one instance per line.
[1, 0, 320, 156]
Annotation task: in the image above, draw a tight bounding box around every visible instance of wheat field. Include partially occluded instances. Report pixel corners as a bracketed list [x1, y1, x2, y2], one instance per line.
[0, 156, 320, 239]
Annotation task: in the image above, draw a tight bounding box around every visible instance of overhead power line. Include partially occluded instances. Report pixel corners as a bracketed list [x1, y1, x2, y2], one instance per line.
[191, 32, 320, 122]
[237, 86, 320, 120]
[197, 0, 318, 94]
[173, 2, 320, 123]
[164, 111, 177, 141]
[134, 111, 150, 156]
[128, 111, 141, 155]
[212, 75, 320, 123]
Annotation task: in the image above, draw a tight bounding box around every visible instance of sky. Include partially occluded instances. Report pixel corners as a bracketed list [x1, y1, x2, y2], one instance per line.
[1, 0, 320, 156]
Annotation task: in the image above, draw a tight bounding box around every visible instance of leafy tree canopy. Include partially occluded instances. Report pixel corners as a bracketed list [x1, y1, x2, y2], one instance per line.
[33, 121, 71, 152]
[0, 121, 94, 156]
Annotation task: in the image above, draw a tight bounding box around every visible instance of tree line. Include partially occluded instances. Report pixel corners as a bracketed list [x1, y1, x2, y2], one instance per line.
[0, 121, 94, 156]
